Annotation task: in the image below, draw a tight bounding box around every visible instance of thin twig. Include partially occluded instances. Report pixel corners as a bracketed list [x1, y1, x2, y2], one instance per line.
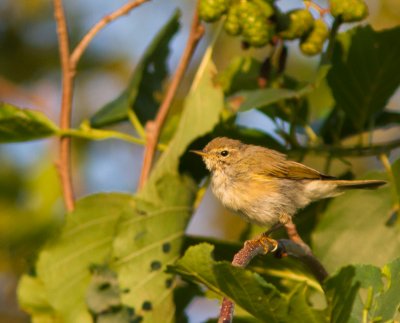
[218, 235, 328, 322]
[321, 17, 342, 65]
[304, 1, 330, 17]
[291, 138, 400, 158]
[279, 239, 328, 284]
[70, 0, 150, 68]
[138, 4, 205, 188]
[54, 0, 75, 212]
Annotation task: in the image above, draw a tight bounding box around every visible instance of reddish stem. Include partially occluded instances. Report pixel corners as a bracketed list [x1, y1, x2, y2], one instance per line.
[138, 3, 204, 188]
[53, 0, 75, 212]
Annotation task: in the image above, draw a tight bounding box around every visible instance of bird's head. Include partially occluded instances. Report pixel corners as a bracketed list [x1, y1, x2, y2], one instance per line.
[191, 137, 243, 173]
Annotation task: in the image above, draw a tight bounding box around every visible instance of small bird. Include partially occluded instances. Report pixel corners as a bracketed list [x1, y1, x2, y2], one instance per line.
[192, 137, 386, 233]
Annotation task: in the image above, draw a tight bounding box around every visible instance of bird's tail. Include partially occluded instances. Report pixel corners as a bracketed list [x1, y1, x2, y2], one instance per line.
[333, 179, 387, 190]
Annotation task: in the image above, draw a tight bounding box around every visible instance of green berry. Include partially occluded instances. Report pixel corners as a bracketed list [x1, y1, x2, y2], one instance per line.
[329, 0, 368, 22]
[199, 0, 230, 22]
[224, 4, 242, 36]
[239, 0, 274, 47]
[300, 19, 329, 56]
[253, 0, 274, 18]
[280, 9, 314, 40]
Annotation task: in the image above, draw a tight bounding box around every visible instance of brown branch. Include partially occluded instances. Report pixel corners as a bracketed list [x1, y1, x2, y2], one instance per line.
[53, 0, 150, 212]
[70, 0, 150, 69]
[279, 239, 328, 284]
[138, 3, 205, 188]
[218, 235, 328, 322]
[54, 0, 75, 212]
[218, 236, 277, 323]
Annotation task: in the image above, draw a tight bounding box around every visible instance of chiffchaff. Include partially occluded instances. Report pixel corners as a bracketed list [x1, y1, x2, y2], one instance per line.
[192, 137, 386, 232]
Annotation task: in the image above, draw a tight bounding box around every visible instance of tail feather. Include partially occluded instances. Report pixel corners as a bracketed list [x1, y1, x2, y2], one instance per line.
[333, 179, 387, 190]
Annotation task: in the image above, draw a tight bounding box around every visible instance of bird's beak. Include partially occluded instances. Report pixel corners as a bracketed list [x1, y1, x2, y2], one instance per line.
[190, 150, 208, 157]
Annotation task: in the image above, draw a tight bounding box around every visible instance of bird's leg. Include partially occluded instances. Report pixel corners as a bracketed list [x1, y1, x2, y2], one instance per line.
[284, 220, 312, 254]
[262, 222, 284, 237]
[261, 213, 291, 237]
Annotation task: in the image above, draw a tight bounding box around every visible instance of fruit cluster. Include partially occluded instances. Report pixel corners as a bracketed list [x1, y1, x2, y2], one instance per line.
[198, 0, 368, 55]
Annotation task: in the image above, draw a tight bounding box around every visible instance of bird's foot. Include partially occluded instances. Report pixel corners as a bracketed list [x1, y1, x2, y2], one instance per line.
[244, 235, 278, 255]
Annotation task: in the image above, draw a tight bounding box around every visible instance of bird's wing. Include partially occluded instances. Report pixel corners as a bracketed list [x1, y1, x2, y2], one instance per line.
[263, 160, 335, 180]
[284, 161, 335, 180]
[249, 147, 335, 180]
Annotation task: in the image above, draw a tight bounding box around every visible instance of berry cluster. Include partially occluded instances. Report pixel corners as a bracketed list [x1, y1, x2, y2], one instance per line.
[199, 0, 368, 55]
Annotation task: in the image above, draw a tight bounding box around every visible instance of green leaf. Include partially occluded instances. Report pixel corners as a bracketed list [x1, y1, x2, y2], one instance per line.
[141, 59, 225, 199]
[0, 102, 59, 142]
[61, 120, 148, 146]
[111, 57, 225, 322]
[111, 175, 196, 323]
[287, 284, 326, 323]
[325, 266, 365, 323]
[86, 266, 122, 314]
[183, 235, 322, 293]
[169, 243, 325, 322]
[235, 88, 299, 112]
[325, 258, 400, 323]
[232, 65, 329, 112]
[372, 258, 400, 321]
[320, 109, 400, 144]
[217, 56, 262, 95]
[327, 25, 400, 131]
[18, 194, 134, 323]
[313, 172, 400, 272]
[90, 10, 181, 128]
[86, 265, 136, 323]
[17, 275, 59, 321]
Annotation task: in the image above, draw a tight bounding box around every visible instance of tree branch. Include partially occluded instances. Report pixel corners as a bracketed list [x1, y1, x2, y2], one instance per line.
[53, 0, 151, 211]
[53, 0, 75, 212]
[70, 0, 150, 69]
[279, 239, 328, 284]
[138, 3, 205, 188]
[218, 235, 328, 323]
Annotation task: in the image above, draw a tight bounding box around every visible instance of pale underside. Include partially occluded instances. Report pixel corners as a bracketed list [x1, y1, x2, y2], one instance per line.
[211, 171, 340, 226]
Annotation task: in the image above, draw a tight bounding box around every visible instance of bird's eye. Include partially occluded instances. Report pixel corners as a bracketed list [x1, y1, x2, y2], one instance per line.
[220, 150, 229, 157]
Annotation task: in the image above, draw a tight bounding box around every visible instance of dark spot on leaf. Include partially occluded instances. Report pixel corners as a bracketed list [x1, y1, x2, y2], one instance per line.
[109, 305, 122, 313]
[162, 242, 171, 253]
[136, 209, 147, 216]
[122, 288, 130, 294]
[98, 282, 111, 291]
[165, 278, 173, 288]
[132, 316, 143, 323]
[150, 260, 162, 271]
[142, 301, 152, 311]
[127, 306, 135, 317]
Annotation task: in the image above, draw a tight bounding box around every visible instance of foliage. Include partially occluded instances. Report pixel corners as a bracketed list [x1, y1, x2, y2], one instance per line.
[169, 243, 400, 322]
[1, 0, 400, 322]
[90, 9, 181, 128]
